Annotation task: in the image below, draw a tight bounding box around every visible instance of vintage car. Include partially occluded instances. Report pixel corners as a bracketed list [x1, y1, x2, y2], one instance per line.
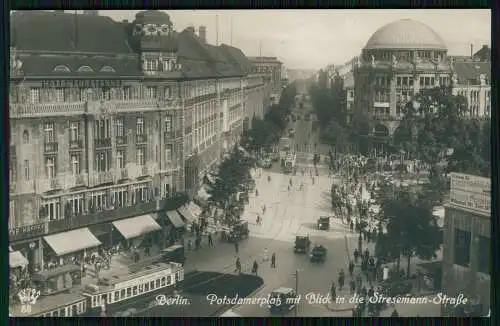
[317, 216, 330, 230]
[161, 245, 186, 266]
[261, 158, 272, 169]
[268, 287, 298, 313]
[224, 220, 249, 242]
[294, 235, 311, 253]
[310, 245, 327, 263]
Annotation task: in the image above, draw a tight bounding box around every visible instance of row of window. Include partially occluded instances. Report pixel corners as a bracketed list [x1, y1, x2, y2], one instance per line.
[143, 59, 176, 72]
[27, 86, 172, 104]
[39, 300, 86, 317]
[11, 144, 173, 182]
[38, 183, 170, 220]
[53, 65, 115, 73]
[19, 116, 174, 146]
[364, 50, 445, 62]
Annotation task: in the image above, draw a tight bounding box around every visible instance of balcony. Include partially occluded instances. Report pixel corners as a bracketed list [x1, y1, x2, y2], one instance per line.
[44, 142, 59, 154]
[46, 196, 186, 235]
[67, 173, 87, 188]
[116, 135, 128, 146]
[9, 101, 86, 119]
[93, 171, 114, 186]
[136, 134, 147, 144]
[139, 165, 150, 176]
[69, 139, 83, 150]
[9, 221, 47, 242]
[37, 177, 63, 193]
[94, 138, 112, 149]
[99, 99, 158, 113]
[117, 168, 129, 180]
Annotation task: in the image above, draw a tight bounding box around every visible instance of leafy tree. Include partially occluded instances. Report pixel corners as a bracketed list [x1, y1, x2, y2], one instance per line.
[207, 146, 255, 225]
[376, 186, 441, 276]
[320, 118, 350, 153]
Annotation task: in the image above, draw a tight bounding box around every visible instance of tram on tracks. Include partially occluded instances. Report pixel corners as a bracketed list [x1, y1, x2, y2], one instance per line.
[13, 262, 184, 317]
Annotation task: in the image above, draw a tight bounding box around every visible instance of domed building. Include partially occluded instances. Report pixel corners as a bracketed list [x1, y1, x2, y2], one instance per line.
[353, 19, 453, 155]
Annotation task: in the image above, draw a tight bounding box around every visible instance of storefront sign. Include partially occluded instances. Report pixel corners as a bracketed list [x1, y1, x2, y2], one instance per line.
[41, 79, 123, 88]
[450, 173, 490, 195]
[114, 268, 173, 290]
[450, 189, 490, 215]
[9, 222, 46, 241]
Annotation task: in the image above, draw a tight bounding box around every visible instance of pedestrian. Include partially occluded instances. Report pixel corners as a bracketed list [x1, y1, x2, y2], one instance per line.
[235, 257, 241, 274]
[348, 261, 355, 278]
[256, 215, 260, 225]
[338, 269, 345, 291]
[350, 220, 354, 232]
[234, 242, 239, 254]
[271, 253, 276, 268]
[353, 248, 360, 263]
[330, 283, 337, 301]
[364, 248, 370, 260]
[252, 260, 259, 276]
[208, 233, 213, 247]
[349, 279, 356, 294]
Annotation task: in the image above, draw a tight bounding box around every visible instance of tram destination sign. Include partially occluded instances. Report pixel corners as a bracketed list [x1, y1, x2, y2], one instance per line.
[41, 79, 123, 88]
[449, 173, 491, 215]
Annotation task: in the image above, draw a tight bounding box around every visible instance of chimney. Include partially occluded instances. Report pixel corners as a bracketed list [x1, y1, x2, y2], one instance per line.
[198, 25, 206, 43]
[186, 25, 195, 34]
[470, 44, 473, 58]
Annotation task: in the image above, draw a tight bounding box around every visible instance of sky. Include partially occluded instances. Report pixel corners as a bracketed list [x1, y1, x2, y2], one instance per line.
[98, 10, 490, 70]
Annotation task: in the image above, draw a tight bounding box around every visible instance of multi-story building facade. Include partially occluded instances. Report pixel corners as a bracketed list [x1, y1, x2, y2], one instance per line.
[451, 61, 491, 117]
[352, 19, 490, 155]
[441, 173, 490, 316]
[9, 10, 268, 271]
[248, 56, 282, 105]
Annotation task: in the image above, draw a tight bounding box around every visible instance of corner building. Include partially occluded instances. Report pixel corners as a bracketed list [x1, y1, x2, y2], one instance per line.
[9, 10, 268, 271]
[353, 19, 452, 154]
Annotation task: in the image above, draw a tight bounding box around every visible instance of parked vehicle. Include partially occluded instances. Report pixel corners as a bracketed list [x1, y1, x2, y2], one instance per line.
[294, 235, 311, 253]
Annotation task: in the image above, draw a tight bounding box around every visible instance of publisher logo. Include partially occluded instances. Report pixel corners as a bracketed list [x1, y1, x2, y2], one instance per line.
[17, 288, 40, 314]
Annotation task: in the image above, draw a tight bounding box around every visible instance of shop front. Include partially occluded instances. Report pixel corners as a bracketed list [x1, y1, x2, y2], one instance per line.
[40, 227, 102, 295]
[111, 214, 163, 253]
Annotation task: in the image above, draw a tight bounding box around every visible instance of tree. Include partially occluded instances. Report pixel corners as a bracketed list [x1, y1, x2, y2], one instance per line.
[376, 186, 441, 276]
[320, 118, 350, 153]
[207, 146, 255, 225]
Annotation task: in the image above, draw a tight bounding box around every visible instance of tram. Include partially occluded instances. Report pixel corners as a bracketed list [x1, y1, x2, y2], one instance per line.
[16, 262, 184, 317]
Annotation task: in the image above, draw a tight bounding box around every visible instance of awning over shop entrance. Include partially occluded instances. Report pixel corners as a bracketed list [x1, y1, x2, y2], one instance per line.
[167, 210, 185, 228]
[112, 214, 162, 240]
[177, 206, 197, 223]
[10, 251, 29, 268]
[189, 202, 203, 218]
[44, 228, 102, 256]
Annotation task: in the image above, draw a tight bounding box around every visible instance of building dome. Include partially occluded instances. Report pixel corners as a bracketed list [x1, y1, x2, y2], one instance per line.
[364, 19, 446, 51]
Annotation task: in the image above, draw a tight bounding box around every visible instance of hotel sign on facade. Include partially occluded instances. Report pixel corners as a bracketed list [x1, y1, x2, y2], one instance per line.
[449, 173, 491, 215]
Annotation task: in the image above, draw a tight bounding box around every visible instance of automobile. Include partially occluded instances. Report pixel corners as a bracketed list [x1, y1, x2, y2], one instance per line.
[268, 287, 298, 313]
[317, 216, 330, 230]
[310, 245, 327, 263]
[271, 152, 280, 162]
[262, 158, 272, 169]
[294, 234, 311, 253]
[161, 244, 186, 266]
[228, 220, 249, 242]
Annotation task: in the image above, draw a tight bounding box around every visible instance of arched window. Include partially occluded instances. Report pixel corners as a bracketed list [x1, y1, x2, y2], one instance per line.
[77, 66, 94, 72]
[100, 66, 115, 73]
[23, 130, 29, 144]
[53, 65, 71, 73]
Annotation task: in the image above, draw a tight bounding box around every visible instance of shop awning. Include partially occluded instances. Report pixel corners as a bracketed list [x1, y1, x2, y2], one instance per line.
[44, 228, 102, 256]
[189, 202, 203, 218]
[112, 214, 162, 240]
[167, 210, 185, 228]
[10, 251, 29, 268]
[177, 206, 197, 223]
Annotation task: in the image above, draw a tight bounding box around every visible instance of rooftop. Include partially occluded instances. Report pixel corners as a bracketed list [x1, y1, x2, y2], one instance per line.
[453, 61, 490, 84]
[365, 19, 447, 51]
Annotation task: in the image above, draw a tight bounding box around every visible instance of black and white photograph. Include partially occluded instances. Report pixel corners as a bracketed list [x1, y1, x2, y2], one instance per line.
[9, 9, 491, 317]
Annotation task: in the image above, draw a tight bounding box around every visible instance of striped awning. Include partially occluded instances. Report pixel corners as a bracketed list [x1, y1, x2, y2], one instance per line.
[177, 206, 197, 223]
[10, 251, 29, 268]
[44, 228, 101, 256]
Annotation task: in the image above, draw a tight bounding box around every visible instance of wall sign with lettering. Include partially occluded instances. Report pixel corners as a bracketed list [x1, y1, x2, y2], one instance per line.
[41, 80, 124, 88]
